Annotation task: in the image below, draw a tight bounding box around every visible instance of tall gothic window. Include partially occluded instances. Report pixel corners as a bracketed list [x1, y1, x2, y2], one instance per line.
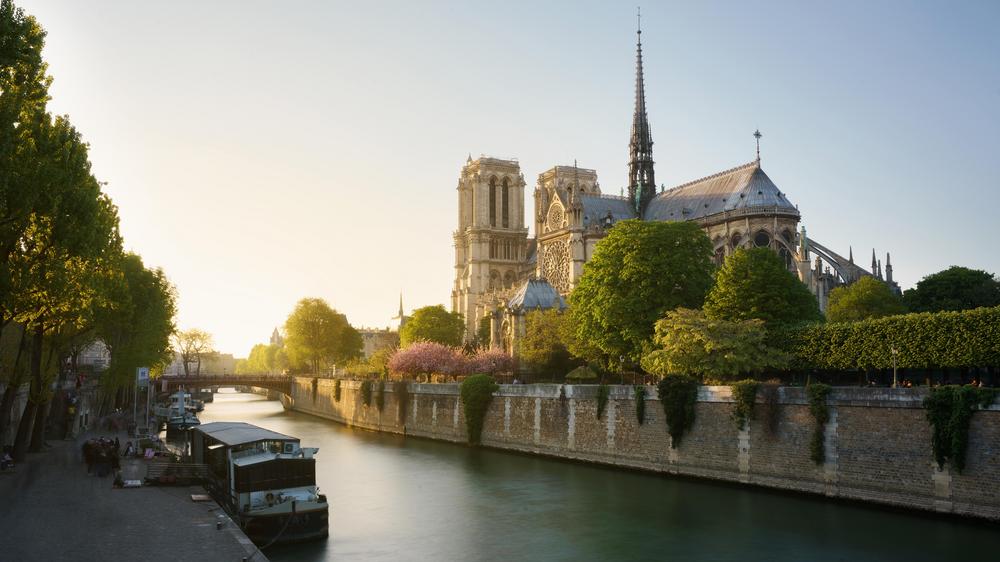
[502, 178, 510, 228]
[489, 177, 497, 227]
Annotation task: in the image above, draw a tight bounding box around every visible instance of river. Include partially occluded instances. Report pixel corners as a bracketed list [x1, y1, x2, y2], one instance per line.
[199, 390, 1000, 561]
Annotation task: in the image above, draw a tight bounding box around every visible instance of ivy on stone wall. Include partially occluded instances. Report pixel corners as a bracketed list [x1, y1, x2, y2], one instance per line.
[334, 379, 342, 402]
[361, 380, 373, 407]
[924, 385, 997, 473]
[656, 374, 699, 448]
[731, 379, 759, 431]
[759, 384, 780, 435]
[394, 381, 409, 423]
[780, 305, 1000, 370]
[460, 374, 499, 445]
[311, 378, 318, 403]
[596, 384, 610, 420]
[634, 386, 646, 425]
[807, 384, 831, 464]
[375, 380, 385, 412]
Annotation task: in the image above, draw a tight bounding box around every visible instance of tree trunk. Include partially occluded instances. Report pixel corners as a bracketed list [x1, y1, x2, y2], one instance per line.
[28, 398, 50, 451]
[30, 342, 60, 451]
[0, 324, 28, 441]
[12, 324, 43, 461]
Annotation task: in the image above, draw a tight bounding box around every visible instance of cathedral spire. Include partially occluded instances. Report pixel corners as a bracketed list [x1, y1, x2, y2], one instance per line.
[885, 252, 893, 284]
[628, 7, 655, 217]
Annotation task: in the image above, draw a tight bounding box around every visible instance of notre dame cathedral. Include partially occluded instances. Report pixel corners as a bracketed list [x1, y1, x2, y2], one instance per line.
[452, 21, 899, 354]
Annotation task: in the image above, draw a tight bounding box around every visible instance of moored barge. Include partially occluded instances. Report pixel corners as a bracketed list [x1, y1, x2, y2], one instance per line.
[191, 421, 329, 545]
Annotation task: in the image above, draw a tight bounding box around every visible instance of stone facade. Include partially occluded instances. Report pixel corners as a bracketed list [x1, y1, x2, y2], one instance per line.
[289, 377, 1000, 521]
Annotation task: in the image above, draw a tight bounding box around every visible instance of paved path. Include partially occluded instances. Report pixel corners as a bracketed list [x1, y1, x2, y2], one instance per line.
[0, 433, 266, 562]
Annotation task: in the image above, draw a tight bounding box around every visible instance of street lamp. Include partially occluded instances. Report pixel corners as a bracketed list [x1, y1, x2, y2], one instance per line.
[891, 346, 899, 388]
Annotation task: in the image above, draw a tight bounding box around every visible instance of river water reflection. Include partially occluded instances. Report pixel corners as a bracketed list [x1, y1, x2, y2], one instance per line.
[200, 390, 1000, 561]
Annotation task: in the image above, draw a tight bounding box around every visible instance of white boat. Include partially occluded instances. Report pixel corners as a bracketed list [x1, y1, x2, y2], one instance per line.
[155, 391, 200, 429]
[191, 422, 328, 545]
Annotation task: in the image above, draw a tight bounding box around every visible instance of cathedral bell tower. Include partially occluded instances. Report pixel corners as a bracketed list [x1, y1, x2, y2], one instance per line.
[452, 156, 530, 341]
[628, 11, 656, 217]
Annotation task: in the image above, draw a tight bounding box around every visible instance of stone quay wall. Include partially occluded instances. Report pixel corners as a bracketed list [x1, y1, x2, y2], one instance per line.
[288, 377, 1000, 521]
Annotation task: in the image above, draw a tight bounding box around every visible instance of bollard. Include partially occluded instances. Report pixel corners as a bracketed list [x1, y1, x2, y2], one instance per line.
[216, 520, 223, 530]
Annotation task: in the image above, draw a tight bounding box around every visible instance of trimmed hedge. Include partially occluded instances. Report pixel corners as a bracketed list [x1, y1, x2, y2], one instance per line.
[782, 306, 1000, 370]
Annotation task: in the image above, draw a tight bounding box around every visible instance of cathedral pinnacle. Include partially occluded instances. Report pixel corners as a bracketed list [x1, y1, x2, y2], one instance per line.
[628, 7, 655, 217]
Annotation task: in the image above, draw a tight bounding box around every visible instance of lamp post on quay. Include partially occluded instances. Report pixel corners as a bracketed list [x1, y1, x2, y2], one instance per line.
[891, 347, 899, 388]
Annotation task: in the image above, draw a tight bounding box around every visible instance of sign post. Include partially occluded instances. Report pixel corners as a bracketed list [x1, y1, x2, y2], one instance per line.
[135, 367, 149, 435]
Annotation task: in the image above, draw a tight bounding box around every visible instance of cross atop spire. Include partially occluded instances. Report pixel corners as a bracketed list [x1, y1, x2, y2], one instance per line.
[754, 129, 762, 162]
[628, 7, 655, 216]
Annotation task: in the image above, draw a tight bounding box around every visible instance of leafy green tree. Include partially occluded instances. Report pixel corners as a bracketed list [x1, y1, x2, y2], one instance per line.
[704, 248, 822, 329]
[565, 220, 715, 369]
[519, 309, 576, 377]
[399, 305, 465, 348]
[903, 266, 1000, 313]
[94, 253, 177, 390]
[827, 276, 905, 323]
[640, 308, 787, 382]
[284, 297, 361, 373]
[0, 0, 50, 313]
[476, 315, 492, 348]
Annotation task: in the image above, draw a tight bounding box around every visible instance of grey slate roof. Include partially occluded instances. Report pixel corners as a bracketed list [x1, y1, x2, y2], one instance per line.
[580, 195, 636, 227]
[507, 279, 567, 312]
[195, 421, 297, 446]
[643, 161, 798, 222]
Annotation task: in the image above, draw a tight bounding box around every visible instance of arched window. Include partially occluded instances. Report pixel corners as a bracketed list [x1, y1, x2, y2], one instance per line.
[730, 232, 743, 249]
[489, 177, 497, 227]
[779, 246, 792, 269]
[502, 178, 510, 228]
[754, 230, 771, 248]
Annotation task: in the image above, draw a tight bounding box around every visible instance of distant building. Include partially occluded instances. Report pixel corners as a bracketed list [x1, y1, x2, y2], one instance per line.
[76, 341, 111, 371]
[357, 294, 407, 359]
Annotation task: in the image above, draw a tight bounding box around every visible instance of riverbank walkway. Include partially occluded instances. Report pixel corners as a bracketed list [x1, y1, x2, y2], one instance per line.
[0, 432, 265, 562]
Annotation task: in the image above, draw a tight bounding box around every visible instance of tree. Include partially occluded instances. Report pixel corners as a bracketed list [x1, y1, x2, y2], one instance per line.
[388, 341, 466, 379]
[399, 305, 465, 348]
[826, 276, 905, 323]
[640, 308, 788, 382]
[704, 248, 822, 329]
[519, 309, 576, 377]
[565, 220, 715, 369]
[284, 298, 361, 373]
[903, 266, 1000, 313]
[173, 329, 214, 376]
[94, 253, 177, 390]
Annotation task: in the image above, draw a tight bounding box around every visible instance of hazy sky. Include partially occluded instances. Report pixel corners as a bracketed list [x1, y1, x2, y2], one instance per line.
[18, 1, 1000, 356]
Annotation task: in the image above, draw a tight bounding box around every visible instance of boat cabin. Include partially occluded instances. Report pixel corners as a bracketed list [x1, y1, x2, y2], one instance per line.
[191, 422, 317, 512]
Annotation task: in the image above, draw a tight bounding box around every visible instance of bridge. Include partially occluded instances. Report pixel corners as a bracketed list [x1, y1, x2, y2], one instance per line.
[159, 374, 294, 397]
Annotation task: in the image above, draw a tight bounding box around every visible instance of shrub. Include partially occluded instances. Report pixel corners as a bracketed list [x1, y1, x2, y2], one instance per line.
[634, 386, 646, 425]
[361, 379, 373, 407]
[596, 384, 610, 420]
[924, 385, 997, 472]
[565, 366, 598, 383]
[460, 374, 499, 445]
[656, 374, 699, 448]
[807, 383, 831, 464]
[731, 379, 760, 431]
[375, 380, 385, 412]
[394, 381, 409, 423]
